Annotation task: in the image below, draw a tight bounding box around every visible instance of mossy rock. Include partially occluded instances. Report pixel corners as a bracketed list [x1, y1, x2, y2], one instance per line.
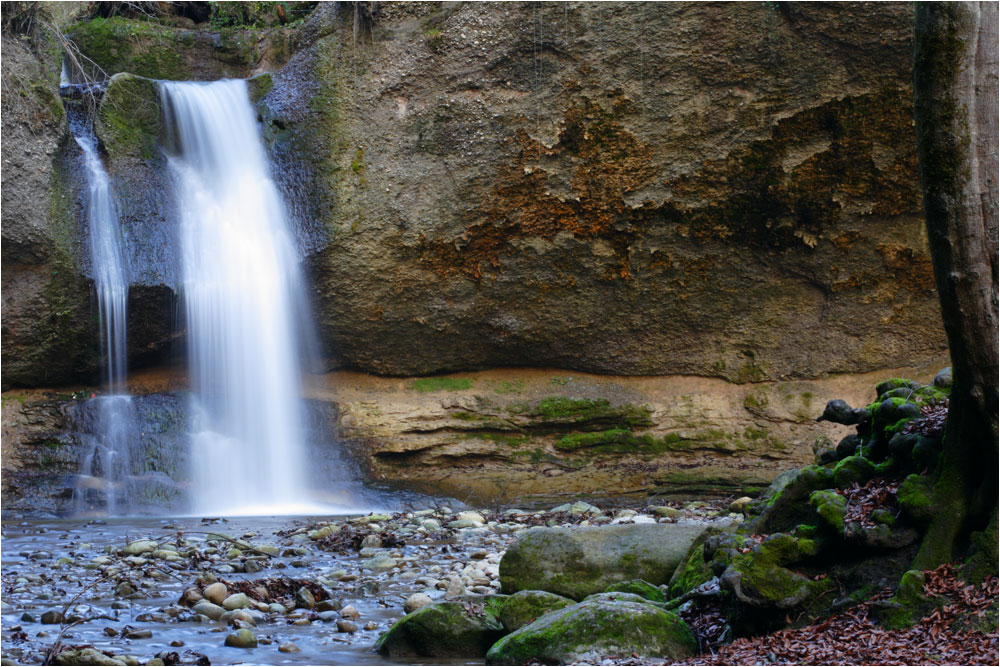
[583, 591, 665, 607]
[526, 397, 653, 429]
[71, 16, 191, 80]
[874, 378, 922, 398]
[897, 474, 935, 524]
[499, 524, 706, 601]
[498, 590, 574, 632]
[247, 72, 273, 104]
[876, 570, 941, 630]
[374, 600, 505, 658]
[96, 73, 162, 160]
[746, 465, 835, 533]
[833, 455, 876, 488]
[668, 542, 715, 599]
[485, 597, 696, 665]
[809, 489, 847, 533]
[603, 578, 667, 603]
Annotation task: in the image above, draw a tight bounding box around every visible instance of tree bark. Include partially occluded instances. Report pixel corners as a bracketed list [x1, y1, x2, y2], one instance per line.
[912, 1, 998, 575]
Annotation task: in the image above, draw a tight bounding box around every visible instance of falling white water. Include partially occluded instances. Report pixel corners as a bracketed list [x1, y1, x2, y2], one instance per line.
[77, 135, 129, 392]
[73, 124, 134, 515]
[161, 80, 321, 516]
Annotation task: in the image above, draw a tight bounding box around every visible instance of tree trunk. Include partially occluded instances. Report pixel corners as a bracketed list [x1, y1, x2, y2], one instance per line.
[912, 1, 998, 576]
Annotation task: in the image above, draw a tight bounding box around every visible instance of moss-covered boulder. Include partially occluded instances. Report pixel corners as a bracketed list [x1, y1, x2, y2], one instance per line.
[833, 455, 877, 489]
[809, 489, 847, 533]
[485, 595, 695, 665]
[374, 599, 505, 658]
[876, 570, 941, 629]
[602, 578, 667, 603]
[497, 590, 574, 633]
[499, 523, 706, 601]
[667, 523, 738, 598]
[712, 532, 831, 634]
[746, 465, 835, 533]
[68, 16, 264, 81]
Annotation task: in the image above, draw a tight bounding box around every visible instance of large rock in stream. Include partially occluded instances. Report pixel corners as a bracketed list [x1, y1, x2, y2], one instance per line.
[499, 523, 707, 600]
[486, 593, 696, 665]
[374, 597, 507, 658]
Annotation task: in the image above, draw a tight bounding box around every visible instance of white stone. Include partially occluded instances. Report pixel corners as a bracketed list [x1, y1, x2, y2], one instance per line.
[403, 593, 432, 614]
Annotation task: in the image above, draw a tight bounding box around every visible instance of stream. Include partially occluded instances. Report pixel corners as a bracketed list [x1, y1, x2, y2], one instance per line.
[0, 512, 511, 666]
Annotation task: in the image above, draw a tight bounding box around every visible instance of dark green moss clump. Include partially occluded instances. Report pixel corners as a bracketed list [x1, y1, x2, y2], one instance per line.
[486, 597, 695, 665]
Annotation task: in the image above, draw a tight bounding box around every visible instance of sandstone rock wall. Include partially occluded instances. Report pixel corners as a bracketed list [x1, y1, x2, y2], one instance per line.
[306, 363, 946, 505]
[269, 2, 947, 378]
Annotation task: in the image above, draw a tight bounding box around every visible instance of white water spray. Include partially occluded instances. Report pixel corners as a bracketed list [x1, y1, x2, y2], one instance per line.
[161, 80, 318, 516]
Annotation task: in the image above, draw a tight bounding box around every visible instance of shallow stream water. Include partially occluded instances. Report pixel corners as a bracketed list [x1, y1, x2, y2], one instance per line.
[1, 514, 500, 666]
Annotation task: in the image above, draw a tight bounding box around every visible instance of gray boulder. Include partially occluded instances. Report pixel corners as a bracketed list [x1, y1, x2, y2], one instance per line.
[499, 524, 706, 600]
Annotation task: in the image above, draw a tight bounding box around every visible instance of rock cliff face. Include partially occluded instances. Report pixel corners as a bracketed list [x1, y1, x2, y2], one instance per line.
[268, 2, 947, 378]
[2, 2, 946, 389]
[1, 33, 95, 388]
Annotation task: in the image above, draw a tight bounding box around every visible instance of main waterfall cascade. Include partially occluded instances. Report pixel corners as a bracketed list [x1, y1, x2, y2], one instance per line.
[70, 108, 136, 514]
[161, 80, 324, 515]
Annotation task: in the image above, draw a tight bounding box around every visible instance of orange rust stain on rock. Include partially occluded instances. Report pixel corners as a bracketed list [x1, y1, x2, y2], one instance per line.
[420, 93, 656, 280]
[418, 87, 922, 284]
[876, 243, 937, 293]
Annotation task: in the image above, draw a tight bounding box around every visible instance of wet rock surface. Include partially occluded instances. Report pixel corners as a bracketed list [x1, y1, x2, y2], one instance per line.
[0, 501, 732, 666]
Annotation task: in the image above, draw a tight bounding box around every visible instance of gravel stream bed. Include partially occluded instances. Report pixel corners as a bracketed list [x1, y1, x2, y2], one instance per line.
[0, 501, 731, 666]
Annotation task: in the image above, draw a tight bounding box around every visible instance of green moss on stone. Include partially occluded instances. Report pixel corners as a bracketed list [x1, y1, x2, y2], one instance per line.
[668, 543, 713, 598]
[603, 579, 667, 603]
[875, 378, 922, 398]
[833, 455, 877, 488]
[531, 397, 653, 427]
[486, 598, 696, 665]
[374, 601, 504, 658]
[96, 73, 161, 160]
[410, 376, 473, 392]
[897, 474, 936, 523]
[247, 72, 273, 103]
[70, 17, 188, 80]
[809, 489, 847, 533]
[498, 590, 574, 633]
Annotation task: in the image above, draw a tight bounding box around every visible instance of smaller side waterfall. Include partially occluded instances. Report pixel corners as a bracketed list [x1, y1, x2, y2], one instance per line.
[69, 107, 135, 515]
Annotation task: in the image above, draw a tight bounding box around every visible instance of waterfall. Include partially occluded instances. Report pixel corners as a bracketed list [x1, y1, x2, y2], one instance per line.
[161, 80, 316, 515]
[70, 111, 135, 515]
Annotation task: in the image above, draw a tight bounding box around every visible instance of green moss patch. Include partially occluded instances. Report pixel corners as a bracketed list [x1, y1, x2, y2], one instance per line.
[410, 377, 473, 392]
[96, 73, 162, 160]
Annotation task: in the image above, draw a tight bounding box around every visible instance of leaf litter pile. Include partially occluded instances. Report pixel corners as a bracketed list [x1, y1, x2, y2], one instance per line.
[902, 399, 949, 436]
[676, 564, 998, 665]
[841, 478, 900, 526]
